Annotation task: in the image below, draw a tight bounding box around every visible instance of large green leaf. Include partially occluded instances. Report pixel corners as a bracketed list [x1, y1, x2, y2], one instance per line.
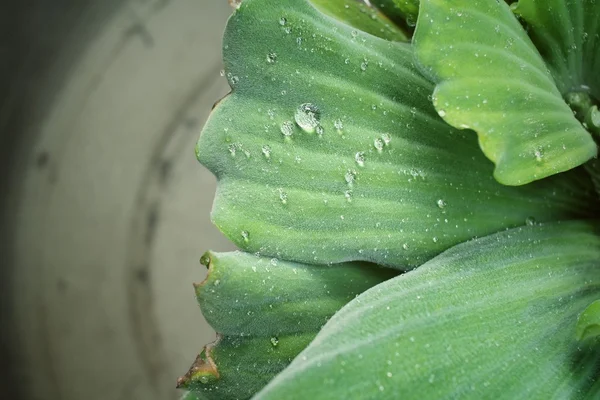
[177, 251, 395, 399]
[198, 0, 596, 269]
[413, 0, 597, 185]
[513, 0, 600, 101]
[255, 221, 600, 399]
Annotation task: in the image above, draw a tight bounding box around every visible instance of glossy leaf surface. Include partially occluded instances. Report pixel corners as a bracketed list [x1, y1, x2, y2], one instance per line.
[178, 251, 395, 399]
[198, 0, 597, 269]
[414, 0, 597, 185]
[256, 221, 600, 399]
[310, 0, 409, 41]
[514, 0, 600, 100]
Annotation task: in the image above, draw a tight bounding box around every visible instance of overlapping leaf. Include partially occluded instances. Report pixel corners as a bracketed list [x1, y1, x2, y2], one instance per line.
[198, 0, 597, 270]
[414, 0, 597, 185]
[310, 0, 409, 41]
[178, 251, 395, 399]
[255, 221, 600, 399]
[513, 0, 600, 101]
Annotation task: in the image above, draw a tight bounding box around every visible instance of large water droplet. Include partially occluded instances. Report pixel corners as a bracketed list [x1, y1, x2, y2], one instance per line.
[294, 103, 321, 133]
[437, 199, 447, 209]
[280, 121, 294, 137]
[270, 337, 279, 347]
[334, 119, 344, 132]
[279, 17, 287, 26]
[374, 138, 384, 152]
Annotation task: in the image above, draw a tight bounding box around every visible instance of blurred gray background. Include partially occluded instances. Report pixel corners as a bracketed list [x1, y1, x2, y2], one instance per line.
[0, 1, 235, 399]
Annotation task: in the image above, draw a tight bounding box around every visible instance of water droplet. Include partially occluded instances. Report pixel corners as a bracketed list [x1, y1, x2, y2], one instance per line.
[219, 69, 225, 77]
[213, 279, 221, 287]
[241, 231, 250, 242]
[355, 152, 365, 167]
[294, 103, 321, 133]
[437, 199, 447, 209]
[228, 143, 237, 156]
[280, 121, 294, 137]
[344, 190, 353, 202]
[200, 254, 210, 266]
[334, 119, 344, 132]
[266, 52, 277, 64]
[279, 17, 287, 26]
[270, 337, 279, 347]
[381, 133, 391, 145]
[360, 61, 368, 71]
[525, 216, 536, 226]
[438, 109, 446, 117]
[374, 138, 384, 152]
[270, 258, 278, 266]
[534, 148, 543, 162]
[316, 125, 324, 136]
[345, 169, 357, 186]
[351, 30, 358, 39]
[262, 145, 272, 158]
[278, 188, 288, 204]
[199, 376, 210, 384]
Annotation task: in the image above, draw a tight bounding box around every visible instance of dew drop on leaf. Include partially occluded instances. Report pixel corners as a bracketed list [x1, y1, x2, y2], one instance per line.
[266, 52, 277, 64]
[279, 17, 287, 26]
[280, 121, 294, 137]
[525, 216, 536, 226]
[262, 145, 271, 158]
[355, 151, 365, 167]
[278, 188, 288, 204]
[437, 199, 447, 209]
[241, 230, 250, 242]
[294, 103, 321, 133]
[270, 337, 279, 347]
[345, 169, 357, 186]
[374, 138, 384, 152]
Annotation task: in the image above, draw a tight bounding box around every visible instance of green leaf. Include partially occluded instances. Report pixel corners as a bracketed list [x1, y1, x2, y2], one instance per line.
[373, 0, 420, 26]
[177, 251, 395, 399]
[255, 221, 600, 399]
[413, 0, 597, 185]
[198, 0, 596, 269]
[513, 0, 600, 101]
[310, 0, 409, 41]
[576, 300, 600, 342]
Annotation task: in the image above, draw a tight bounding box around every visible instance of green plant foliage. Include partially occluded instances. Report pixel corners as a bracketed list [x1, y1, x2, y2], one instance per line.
[255, 221, 600, 399]
[183, 0, 600, 398]
[197, 0, 596, 270]
[413, 0, 597, 185]
[577, 299, 600, 342]
[513, 0, 600, 100]
[177, 251, 395, 399]
[310, 0, 409, 41]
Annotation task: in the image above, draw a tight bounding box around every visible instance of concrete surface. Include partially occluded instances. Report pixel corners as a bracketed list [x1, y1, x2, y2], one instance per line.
[4, 1, 235, 399]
